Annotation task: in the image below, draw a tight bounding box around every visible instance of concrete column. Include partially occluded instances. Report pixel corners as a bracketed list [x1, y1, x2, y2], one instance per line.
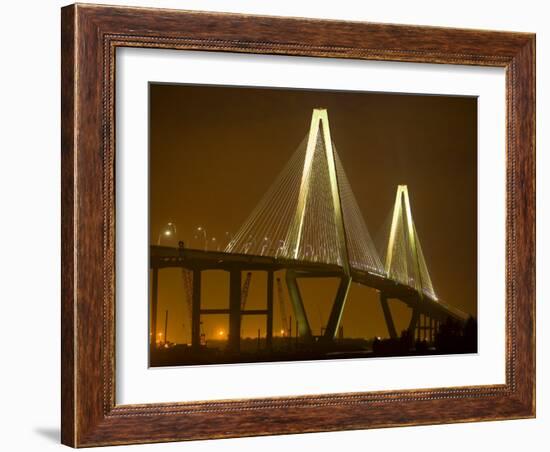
[150, 267, 159, 350]
[191, 269, 201, 350]
[285, 269, 312, 339]
[228, 269, 242, 352]
[266, 270, 274, 350]
[323, 275, 352, 341]
[379, 292, 397, 340]
[422, 314, 428, 341]
[408, 308, 420, 344]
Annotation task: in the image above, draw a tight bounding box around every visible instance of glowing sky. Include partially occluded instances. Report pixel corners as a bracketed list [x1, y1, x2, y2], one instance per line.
[149, 83, 477, 344]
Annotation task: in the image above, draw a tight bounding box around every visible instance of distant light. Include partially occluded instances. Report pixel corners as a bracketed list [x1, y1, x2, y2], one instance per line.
[197, 226, 203, 231]
[164, 230, 171, 236]
[280, 329, 285, 335]
[218, 330, 224, 337]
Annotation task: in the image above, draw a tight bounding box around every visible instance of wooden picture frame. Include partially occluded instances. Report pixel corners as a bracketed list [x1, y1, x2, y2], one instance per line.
[61, 3, 535, 447]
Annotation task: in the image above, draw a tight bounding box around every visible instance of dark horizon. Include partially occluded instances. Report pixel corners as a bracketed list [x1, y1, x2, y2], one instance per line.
[149, 83, 477, 347]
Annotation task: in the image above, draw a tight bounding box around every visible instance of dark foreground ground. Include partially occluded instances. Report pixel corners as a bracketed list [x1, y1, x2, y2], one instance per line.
[150, 318, 477, 366]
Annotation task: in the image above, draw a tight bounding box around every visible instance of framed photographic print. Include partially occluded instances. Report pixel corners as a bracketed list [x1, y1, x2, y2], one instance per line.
[61, 3, 535, 447]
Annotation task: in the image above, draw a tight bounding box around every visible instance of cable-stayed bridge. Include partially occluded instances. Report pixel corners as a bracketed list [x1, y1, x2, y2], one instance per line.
[150, 108, 469, 353]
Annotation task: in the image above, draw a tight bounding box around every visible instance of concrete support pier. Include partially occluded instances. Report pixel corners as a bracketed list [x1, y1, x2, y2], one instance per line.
[228, 269, 242, 352]
[266, 270, 274, 350]
[379, 292, 397, 340]
[323, 275, 352, 341]
[285, 269, 312, 339]
[191, 269, 202, 350]
[150, 267, 159, 352]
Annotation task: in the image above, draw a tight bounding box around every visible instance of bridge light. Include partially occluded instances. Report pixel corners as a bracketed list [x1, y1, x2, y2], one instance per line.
[196, 226, 208, 251]
[157, 222, 177, 245]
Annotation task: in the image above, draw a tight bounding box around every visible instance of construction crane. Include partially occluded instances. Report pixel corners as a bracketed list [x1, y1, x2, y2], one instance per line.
[240, 272, 253, 310]
[276, 277, 289, 336]
[239, 272, 253, 336]
[181, 268, 194, 339]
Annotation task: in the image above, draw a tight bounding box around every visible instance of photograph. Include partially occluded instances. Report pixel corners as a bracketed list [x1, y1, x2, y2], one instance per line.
[148, 83, 478, 367]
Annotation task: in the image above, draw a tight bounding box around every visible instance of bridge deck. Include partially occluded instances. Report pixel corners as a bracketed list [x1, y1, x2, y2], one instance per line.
[150, 245, 468, 322]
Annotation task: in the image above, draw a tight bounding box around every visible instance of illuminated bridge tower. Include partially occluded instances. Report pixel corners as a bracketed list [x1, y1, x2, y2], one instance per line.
[381, 185, 438, 341]
[227, 108, 384, 341]
[284, 108, 352, 340]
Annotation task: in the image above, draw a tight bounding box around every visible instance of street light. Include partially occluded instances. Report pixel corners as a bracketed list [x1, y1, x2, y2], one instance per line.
[260, 237, 270, 256]
[244, 238, 255, 254]
[157, 222, 177, 245]
[197, 226, 207, 251]
[211, 237, 220, 251]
